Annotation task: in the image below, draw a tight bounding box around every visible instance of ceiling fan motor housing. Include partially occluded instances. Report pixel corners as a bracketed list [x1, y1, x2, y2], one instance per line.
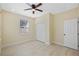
[32, 4, 36, 9]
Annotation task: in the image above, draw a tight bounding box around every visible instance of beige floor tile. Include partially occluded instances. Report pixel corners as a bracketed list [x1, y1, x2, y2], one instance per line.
[1, 40, 79, 56]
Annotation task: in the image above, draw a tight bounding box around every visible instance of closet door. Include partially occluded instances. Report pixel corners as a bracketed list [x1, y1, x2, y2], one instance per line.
[64, 19, 78, 49]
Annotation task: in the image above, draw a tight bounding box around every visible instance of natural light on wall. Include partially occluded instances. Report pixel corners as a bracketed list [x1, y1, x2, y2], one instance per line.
[20, 17, 29, 33]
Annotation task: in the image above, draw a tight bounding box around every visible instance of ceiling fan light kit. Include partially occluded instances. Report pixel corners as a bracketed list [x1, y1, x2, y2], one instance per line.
[24, 3, 43, 14]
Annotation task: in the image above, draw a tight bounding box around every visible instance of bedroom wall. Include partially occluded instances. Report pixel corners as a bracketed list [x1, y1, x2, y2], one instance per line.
[1, 10, 36, 46]
[0, 12, 2, 55]
[38, 6, 79, 46]
[0, 5, 2, 55]
[49, 13, 55, 44]
[53, 6, 79, 45]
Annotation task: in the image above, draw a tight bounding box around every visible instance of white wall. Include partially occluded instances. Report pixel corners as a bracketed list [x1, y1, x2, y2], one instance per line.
[0, 12, 2, 55]
[2, 10, 36, 47]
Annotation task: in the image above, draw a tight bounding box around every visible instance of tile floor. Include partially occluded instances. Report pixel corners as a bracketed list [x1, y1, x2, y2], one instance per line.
[1, 40, 79, 56]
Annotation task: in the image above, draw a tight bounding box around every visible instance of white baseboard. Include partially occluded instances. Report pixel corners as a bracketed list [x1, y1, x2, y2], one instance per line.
[36, 40, 51, 46]
[51, 41, 64, 46]
[1, 39, 35, 48]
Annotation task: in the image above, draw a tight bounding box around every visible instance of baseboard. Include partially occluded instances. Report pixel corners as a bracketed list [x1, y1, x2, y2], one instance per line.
[36, 40, 50, 46]
[51, 41, 64, 46]
[1, 39, 35, 48]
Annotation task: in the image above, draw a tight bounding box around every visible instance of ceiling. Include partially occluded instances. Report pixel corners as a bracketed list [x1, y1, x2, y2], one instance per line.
[0, 3, 79, 17]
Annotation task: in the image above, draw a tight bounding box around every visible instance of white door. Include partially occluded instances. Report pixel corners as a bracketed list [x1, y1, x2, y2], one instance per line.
[64, 19, 78, 49]
[36, 19, 49, 45]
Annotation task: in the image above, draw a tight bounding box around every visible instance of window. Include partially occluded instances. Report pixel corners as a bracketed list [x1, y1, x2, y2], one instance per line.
[20, 17, 29, 33]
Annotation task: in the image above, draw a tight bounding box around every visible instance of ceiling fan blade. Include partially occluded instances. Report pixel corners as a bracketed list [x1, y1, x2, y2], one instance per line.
[35, 9, 43, 12]
[36, 3, 42, 8]
[24, 8, 32, 10]
[26, 3, 32, 7]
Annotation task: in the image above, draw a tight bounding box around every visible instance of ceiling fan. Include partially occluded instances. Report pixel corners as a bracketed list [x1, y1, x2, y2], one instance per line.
[24, 3, 43, 14]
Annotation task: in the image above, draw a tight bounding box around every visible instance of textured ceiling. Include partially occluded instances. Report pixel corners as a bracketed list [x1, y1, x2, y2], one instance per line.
[0, 3, 79, 17]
